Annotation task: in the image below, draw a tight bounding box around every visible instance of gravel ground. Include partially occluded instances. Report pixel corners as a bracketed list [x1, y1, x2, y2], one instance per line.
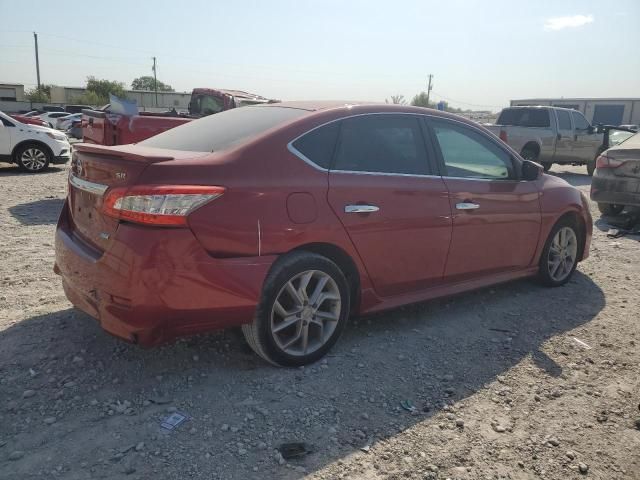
[0, 162, 639, 480]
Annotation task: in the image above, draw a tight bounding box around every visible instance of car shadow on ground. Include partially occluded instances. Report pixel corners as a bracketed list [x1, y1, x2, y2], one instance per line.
[0, 165, 66, 177]
[8, 198, 64, 225]
[549, 169, 592, 187]
[0, 270, 605, 479]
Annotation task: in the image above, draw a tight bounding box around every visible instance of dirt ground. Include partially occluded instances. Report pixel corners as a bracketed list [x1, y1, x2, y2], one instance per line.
[0, 162, 638, 480]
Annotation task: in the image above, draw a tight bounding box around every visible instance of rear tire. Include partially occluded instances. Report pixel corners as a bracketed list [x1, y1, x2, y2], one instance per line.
[598, 203, 624, 215]
[538, 218, 581, 287]
[15, 143, 51, 173]
[242, 251, 350, 367]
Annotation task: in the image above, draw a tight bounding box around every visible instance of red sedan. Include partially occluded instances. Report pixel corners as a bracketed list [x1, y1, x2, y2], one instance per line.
[54, 102, 592, 366]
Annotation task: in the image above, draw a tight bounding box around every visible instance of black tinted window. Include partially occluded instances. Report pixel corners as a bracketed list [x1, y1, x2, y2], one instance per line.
[333, 115, 428, 175]
[571, 111, 590, 130]
[291, 122, 339, 169]
[556, 110, 571, 130]
[497, 108, 550, 127]
[140, 106, 307, 152]
[431, 119, 514, 180]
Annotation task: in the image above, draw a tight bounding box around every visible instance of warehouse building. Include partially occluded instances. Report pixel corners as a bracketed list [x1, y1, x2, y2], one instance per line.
[510, 98, 640, 126]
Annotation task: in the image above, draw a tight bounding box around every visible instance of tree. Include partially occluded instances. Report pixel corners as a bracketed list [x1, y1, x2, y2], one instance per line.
[69, 91, 105, 107]
[131, 76, 174, 92]
[85, 76, 127, 103]
[410, 91, 434, 108]
[385, 95, 406, 105]
[25, 85, 52, 103]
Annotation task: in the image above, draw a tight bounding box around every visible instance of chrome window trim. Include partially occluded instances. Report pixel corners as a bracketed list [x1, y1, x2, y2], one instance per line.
[286, 111, 519, 179]
[69, 173, 108, 196]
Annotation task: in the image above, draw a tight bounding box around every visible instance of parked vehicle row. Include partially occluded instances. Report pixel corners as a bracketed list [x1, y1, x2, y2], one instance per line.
[486, 106, 605, 175]
[0, 111, 71, 172]
[54, 102, 592, 366]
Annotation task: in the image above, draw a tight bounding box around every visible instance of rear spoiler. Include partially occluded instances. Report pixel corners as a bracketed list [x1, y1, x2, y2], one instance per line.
[74, 143, 175, 163]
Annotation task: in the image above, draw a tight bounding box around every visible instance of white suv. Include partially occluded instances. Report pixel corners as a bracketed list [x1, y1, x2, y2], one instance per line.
[0, 111, 71, 173]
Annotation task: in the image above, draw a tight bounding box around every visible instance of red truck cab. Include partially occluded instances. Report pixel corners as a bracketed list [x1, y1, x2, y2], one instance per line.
[82, 88, 274, 146]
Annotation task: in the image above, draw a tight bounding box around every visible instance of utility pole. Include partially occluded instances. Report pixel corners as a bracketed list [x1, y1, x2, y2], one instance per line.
[33, 32, 41, 89]
[152, 56, 158, 107]
[426, 74, 433, 106]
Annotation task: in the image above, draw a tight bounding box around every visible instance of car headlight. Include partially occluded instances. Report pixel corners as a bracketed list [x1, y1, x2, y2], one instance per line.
[46, 132, 67, 141]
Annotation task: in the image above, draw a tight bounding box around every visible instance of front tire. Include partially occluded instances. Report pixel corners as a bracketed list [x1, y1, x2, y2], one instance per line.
[538, 218, 581, 287]
[242, 252, 350, 367]
[598, 203, 624, 215]
[15, 143, 51, 173]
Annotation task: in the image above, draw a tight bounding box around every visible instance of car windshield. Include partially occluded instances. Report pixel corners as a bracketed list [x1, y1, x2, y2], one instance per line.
[497, 108, 550, 127]
[139, 106, 308, 152]
[609, 130, 636, 147]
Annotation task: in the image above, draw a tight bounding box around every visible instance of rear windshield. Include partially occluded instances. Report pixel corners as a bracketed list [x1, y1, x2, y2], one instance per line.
[139, 106, 308, 152]
[497, 108, 550, 128]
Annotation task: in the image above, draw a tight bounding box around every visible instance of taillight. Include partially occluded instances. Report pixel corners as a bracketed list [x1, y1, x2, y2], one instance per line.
[595, 154, 623, 169]
[499, 130, 508, 143]
[103, 185, 225, 226]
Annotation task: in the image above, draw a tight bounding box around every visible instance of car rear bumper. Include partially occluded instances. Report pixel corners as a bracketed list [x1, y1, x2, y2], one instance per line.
[54, 200, 275, 346]
[591, 175, 640, 207]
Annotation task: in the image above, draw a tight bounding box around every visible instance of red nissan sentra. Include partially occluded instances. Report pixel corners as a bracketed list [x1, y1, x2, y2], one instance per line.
[55, 102, 592, 366]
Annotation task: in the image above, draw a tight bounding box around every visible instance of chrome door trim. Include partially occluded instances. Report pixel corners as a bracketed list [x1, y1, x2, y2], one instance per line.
[69, 173, 108, 196]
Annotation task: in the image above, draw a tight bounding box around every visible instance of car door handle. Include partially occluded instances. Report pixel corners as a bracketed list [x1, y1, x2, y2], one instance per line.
[345, 204, 379, 214]
[456, 202, 480, 210]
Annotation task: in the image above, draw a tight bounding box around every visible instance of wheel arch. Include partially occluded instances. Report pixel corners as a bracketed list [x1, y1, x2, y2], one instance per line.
[11, 140, 54, 163]
[290, 242, 361, 314]
[521, 141, 541, 158]
[555, 210, 587, 262]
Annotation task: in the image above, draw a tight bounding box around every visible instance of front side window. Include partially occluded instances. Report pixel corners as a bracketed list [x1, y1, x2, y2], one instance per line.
[291, 122, 339, 169]
[333, 115, 428, 175]
[571, 111, 590, 131]
[431, 119, 514, 180]
[556, 110, 572, 130]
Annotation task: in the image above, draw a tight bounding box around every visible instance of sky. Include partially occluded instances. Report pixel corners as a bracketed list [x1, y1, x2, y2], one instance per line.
[1, 0, 639, 111]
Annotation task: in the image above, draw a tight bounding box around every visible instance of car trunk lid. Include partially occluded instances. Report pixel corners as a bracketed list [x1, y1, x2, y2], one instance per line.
[608, 134, 640, 179]
[68, 144, 180, 251]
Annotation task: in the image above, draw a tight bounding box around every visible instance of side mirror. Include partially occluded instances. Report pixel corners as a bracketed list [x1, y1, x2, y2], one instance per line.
[522, 160, 543, 181]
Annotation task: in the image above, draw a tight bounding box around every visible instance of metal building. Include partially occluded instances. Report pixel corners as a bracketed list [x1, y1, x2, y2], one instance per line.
[510, 98, 640, 126]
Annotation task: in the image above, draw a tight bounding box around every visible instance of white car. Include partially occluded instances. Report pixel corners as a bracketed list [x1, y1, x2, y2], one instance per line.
[56, 113, 82, 131]
[0, 111, 71, 172]
[39, 111, 71, 128]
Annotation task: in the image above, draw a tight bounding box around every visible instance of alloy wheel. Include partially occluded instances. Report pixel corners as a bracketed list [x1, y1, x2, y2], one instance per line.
[547, 227, 578, 282]
[21, 148, 48, 171]
[270, 270, 341, 357]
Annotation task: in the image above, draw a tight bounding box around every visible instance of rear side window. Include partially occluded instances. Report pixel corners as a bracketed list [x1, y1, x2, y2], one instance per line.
[497, 108, 550, 127]
[140, 106, 307, 152]
[291, 122, 339, 169]
[333, 115, 429, 175]
[556, 110, 572, 130]
[431, 119, 514, 180]
[571, 111, 590, 130]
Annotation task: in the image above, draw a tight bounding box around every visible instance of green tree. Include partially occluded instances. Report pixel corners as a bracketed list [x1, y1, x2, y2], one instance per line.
[84, 76, 127, 103]
[25, 85, 52, 103]
[385, 94, 406, 105]
[131, 76, 174, 92]
[410, 91, 434, 108]
[69, 91, 105, 107]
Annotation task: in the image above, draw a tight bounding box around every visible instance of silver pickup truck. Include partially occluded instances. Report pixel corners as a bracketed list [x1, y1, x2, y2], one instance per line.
[486, 106, 604, 175]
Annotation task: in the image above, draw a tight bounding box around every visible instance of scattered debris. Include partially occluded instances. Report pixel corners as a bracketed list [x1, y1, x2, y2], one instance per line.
[278, 442, 311, 460]
[400, 399, 418, 414]
[160, 412, 188, 431]
[572, 337, 592, 350]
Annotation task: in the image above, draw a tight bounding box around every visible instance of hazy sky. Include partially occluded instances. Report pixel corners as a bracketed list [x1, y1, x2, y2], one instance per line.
[1, 0, 638, 111]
